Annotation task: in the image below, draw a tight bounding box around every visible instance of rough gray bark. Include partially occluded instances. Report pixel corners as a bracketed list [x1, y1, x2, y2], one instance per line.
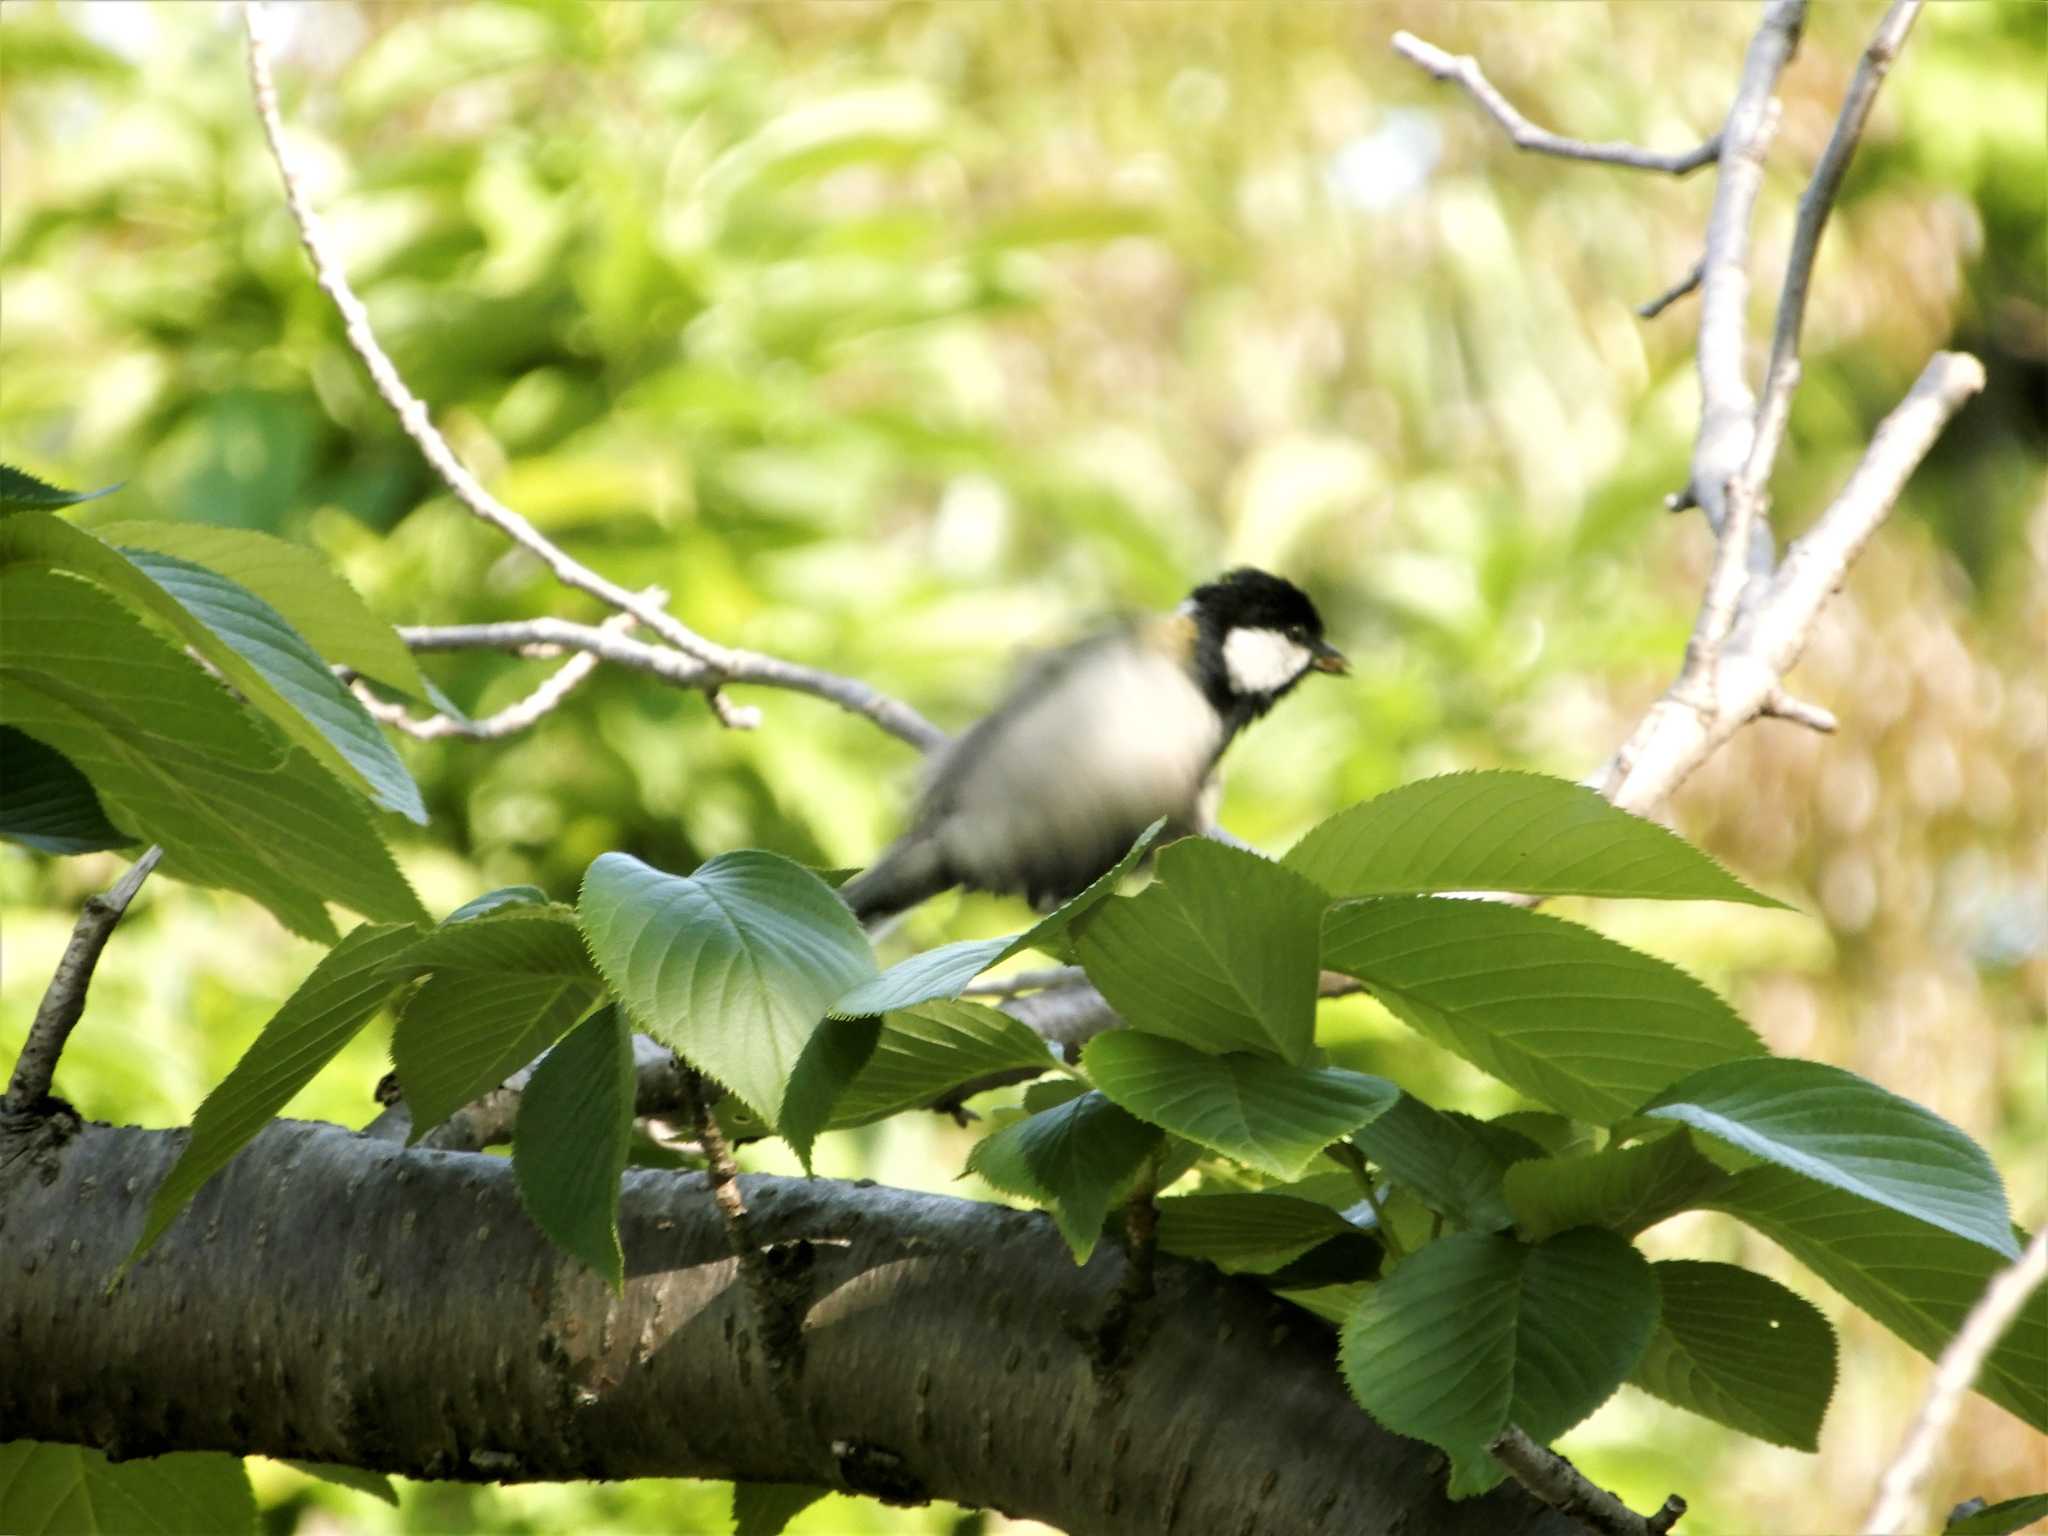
[1, 1114, 1577, 1536]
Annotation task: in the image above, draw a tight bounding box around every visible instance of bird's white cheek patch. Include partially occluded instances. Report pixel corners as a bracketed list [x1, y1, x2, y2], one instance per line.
[1223, 627, 1314, 695]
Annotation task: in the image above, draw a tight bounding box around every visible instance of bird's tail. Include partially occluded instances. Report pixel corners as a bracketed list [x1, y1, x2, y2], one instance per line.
[840, 836, 953, 926]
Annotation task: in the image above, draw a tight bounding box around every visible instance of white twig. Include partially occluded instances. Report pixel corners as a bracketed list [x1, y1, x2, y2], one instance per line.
[396, 619, 945, 751]
[241, 1, 934, 746]
[1392, 32, 1720, 175]
[1861, 1224, 2048, 1536]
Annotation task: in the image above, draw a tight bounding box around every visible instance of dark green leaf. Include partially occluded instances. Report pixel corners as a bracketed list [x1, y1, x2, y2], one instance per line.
[0, 463, 120, 514]
[443, 885, 551, 923]
[128, 923, 423, 1265]
[780, 1014, 882, 1171]
[1628, 1261, 1836, 1450]
[0, 568, 425, 941]
[1339, 1228, 1657, 1479]
[391, 908, 601, 1142]
[1644, 1059, 2018, 1257]
[513, 1003, 634, 1288]
[1503, 1129, 1730, 1242]
[0, 725, 132, 854]
[966, 1089, 1161, 1262]
[1284, 771, 1781, 906]
[1350, 1093, 1518, 1232]
[1083, 1030, 1397, 1180]
[1075, 839, 1327, 1062]
[1946, 1494, 2048, 1535]
[579, 850, 875, 1125]
[1323, 897, 1763, 1125]
[0, 1443, 252, 1535]
[1712, 1167, 2046, 1431]
[828, 1001, 1055, 1125]
[1155, 1191, 1360, 1268]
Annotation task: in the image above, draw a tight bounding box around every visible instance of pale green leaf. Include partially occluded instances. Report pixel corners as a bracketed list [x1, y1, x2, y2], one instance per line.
[0, 463, 120, 514]
[1323, 897, 1763, 1125]
[1285, 771, 1781, 906]
[1155, 1192, 1359, 1268]
[1350, 1094, 1519, 1232]
[0, 1443, 252, 1535]
[1645, 1058, 2018, 1257]
[1082, 1030, 1397, 1180]
[828, 1001, 1055, 1126]
[732, 1482, 829, 1536]
[279, 1464, 399, 1506]
[779, 1014, 881, 1171]
[578, 850, 875, 1125]
[1503, 1129, 1730, 1242]
[1075, 839, 1327, 1062]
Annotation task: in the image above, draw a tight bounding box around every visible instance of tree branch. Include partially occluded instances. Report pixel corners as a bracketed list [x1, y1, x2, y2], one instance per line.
[1489, 1425, 1683, 1536]
[241, 0, 936, 748]
[1860, 1223, 2048, 1536]
[1391, 32, 1720, 174]
[4, 846, 163, 1114]
[396, 619, 946, 752]
[1, 1116, 1578, 1536]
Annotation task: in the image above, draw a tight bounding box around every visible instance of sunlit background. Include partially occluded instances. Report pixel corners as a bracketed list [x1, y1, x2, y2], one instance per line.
[1, 2, 2042, 1531]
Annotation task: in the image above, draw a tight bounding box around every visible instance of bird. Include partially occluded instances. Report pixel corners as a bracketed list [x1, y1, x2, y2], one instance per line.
[841, 567, 1347, 924]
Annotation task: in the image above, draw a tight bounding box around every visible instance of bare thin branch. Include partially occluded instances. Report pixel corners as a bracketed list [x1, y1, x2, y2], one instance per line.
[1637, 260, 1704, 320]
[1490, 1425, 1680, 1536]
[5, 847, 164, 1112]
[1765, 0, 1926, 423]
[1392, 32, 1720, 175]
[1861, 1223, 2048, 1535]
[1763, 690, 1837, 733]
[397, 619, 946, 752]
[241, 1, 934, 748]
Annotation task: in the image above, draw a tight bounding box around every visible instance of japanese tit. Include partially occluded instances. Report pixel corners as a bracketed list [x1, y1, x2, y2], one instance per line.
[841, 568, 1346, 924]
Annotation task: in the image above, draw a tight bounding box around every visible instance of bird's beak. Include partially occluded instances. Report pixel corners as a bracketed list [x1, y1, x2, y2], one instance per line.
[1309, 638, 1349, 675]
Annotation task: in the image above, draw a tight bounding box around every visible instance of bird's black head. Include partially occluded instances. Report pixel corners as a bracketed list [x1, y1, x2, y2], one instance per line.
[1183, 567, 1346, 723]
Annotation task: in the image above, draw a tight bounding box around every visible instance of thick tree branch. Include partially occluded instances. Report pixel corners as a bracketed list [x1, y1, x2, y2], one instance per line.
[3, 846, 162, 1114]
[1391, 32, 1720, 174]
[0, 1116, 1576, 1536]
[242, 1, 935, 748]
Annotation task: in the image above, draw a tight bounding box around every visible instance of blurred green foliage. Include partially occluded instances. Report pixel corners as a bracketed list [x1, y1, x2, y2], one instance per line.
[1, 2, 2041, 1532]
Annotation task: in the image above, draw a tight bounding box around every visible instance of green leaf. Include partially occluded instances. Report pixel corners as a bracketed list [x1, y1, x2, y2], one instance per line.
[99, 520, 432, 698]
[0, 1443, 253, 1535]
[1083, 1030, 1397, 1180]
[0, 568, 426, 942]
[1712, 1166, 2047, 1431]
[1339, 1228, 1658, 1480]
[1645, 1059, 2017, 1257]
[1155, 1192, 1359, 1269]
[443, 885, 551, 923]
[1503, 1129, 1730, 1242]
[828, 1001, 1055, 1125]
[1075, 839, 1327, 1062]
[1628, 1261, 1836, 1450]
[118, 548, 427, 824]
[579, 850, 876, 1125]
[391, 908, 601, 1142]
[966, 1089, 1161, 1262]
[129, 923, 423, 1265]
[0, 514, 425, 822]
[1350, 1094, 1519, 1232]
[1946, 1495, 2048, 1535]
[831, 819, 1163, 1017]
[279, 1464, 399, 1506]
[1323, 897, 1763, 1125]
[513, 1003, 634, 1289]
[1285, 771, 1781, 906]
[779, 1014, 882, 1171]
[732, 1482, 829, 1536]
[0, 725, 132, 854]
[0, 463, 120, 514]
